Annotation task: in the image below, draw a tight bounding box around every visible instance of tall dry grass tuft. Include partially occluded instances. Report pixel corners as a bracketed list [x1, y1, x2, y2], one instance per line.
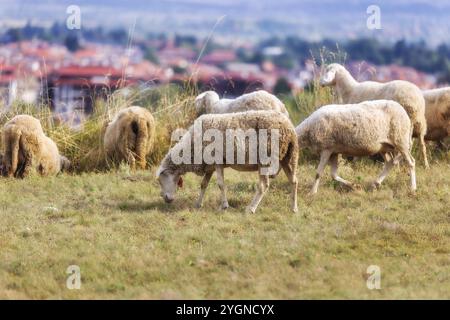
[281, 48, 345, 161]
[0, 82, 199, 173]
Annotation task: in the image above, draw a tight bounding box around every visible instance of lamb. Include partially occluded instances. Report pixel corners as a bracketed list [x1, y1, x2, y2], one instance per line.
[1, 115, 70, 178]
[194, 90, 290, 119]
[156, 110, 298, 213]
[320, 63, 429, 168]
[103, 106, 156, 170]
[295, 100, 416, 194]
[422, 88, 450, 144]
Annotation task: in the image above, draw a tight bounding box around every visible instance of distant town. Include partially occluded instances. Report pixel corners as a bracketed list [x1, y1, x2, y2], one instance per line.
[1, 23, 450, 125]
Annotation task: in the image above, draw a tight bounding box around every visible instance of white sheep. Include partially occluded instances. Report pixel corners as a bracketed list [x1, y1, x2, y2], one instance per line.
[320, 63, 429, 168]
[295, 100, 416, 194]
[194, 90, 290, 118]
[422, 88, 450, 144]
[1, 115, 70, 178]
[103, 106, 155, 170]
[156, 110, 299, 213]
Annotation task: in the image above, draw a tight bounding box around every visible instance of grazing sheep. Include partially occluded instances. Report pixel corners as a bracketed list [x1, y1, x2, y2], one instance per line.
[1, 115, 70, 178]
[320, 63, 429, 168]
[422, 88, 450, 144]
[104, 106, 155, 170]
[156, 110, 298, 213]
[295, 100, 416, 194]
[195, 90, 290, 119]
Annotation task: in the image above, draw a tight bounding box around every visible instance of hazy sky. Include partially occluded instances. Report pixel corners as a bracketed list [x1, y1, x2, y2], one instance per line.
[0, 0, 449, 45]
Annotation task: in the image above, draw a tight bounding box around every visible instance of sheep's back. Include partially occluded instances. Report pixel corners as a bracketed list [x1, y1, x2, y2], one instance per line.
[349, 80, 425, 121]
[297, 101, 409, 155]
[423, 88, 450, 140]
[104, 106, 154, 154]
[39, 136, 61, 175]
[225, 91, 289, 117]
[187, 111, 297, 164]
[4, 115, 44, 136]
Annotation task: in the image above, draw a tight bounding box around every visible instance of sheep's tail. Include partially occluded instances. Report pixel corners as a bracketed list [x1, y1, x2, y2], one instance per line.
[133, 116, 149, 170]
[4, 128, 21, 177]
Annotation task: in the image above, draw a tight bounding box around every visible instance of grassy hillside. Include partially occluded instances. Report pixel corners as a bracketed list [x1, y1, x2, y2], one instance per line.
[0, 79, 449, 299]
[0, 160, 449, 299]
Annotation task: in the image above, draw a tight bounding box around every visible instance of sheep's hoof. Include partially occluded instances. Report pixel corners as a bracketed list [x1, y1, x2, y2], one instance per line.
[346, 183, 356, 191]
[245, 206, 256, 214]
[194, 202, 202, 209]
[369, 182, 381, 191]
[292, 206, 298, 213]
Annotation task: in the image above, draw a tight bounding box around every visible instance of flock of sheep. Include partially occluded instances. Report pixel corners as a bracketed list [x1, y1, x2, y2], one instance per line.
[0, 63, 449, 213]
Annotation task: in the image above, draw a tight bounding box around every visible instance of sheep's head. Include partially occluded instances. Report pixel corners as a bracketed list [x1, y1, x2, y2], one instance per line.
[320, 63, 344, 87]
[194, 91, 220, 116]
[156, 166, 183, 204]
[60, 156, 72, 173]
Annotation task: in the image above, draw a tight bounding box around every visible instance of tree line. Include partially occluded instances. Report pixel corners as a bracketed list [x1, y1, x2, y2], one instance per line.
[2, 23, 450, 83]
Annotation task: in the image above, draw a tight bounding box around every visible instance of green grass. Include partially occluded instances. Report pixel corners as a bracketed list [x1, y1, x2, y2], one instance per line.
[0, 158, 449, 299]
[0, 67, 449, 299]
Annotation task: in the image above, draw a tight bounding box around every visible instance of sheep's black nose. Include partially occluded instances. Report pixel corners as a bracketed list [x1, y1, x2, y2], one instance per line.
[164, 195, 174, 203]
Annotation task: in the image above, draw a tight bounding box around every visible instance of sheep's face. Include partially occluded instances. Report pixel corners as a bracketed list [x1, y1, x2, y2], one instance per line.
[157, 168, 183, 204]
[320, 64, 339, 86]
[60, 156, 72, 173]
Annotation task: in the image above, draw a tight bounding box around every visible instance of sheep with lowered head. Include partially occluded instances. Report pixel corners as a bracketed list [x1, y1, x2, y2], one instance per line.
[320, 63, 429, 168]
[156, 110, 298, 213]
[296, 100, 416, 194]
[195, 90, 290, 119]
[104, 106, 155, 170]
[422, 87, 450, 144]
[1, 115, 70, 178]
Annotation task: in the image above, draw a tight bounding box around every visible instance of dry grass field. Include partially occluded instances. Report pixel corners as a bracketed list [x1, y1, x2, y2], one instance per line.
[0, 82, 449, 299]
[0, 155, 448, 299]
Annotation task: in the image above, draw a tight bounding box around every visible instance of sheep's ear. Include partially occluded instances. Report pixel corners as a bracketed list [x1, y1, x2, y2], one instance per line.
[195, 92, 207, 102]
[156, 166, 165, 177]
[177, 176, 183, 188]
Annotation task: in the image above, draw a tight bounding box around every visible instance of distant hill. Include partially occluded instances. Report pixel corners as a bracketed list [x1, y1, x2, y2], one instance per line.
[1, 0, 449, 45]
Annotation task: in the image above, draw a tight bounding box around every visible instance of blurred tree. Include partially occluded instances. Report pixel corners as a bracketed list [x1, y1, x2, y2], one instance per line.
[5, 28, 22, 42]
[345, 38, 385, 65]
[64, 34, 80, 52]
[144, 47, 159, 65]
[175, 34, 197, 48]
[109, 28, 128, 45]
[272, 53, 295, 70]
[273, 77, 291, 96]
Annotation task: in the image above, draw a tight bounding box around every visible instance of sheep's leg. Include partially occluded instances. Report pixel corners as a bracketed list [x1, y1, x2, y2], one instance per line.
[195, 171, 213, 208]
[126, 151, 136, 171]
[215, 166, 229, 210]
[282, 163, 298, 213]
[329, 154, 354, 189]
[419, 134, 429, 169]
[400, 150, 417, 192]
[247, 174, 270, 214]
[19, 150, 33, 178]
[309, 150, 332, 195]
[437, 140, 447, 151]
[371, 153, 399, 189]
